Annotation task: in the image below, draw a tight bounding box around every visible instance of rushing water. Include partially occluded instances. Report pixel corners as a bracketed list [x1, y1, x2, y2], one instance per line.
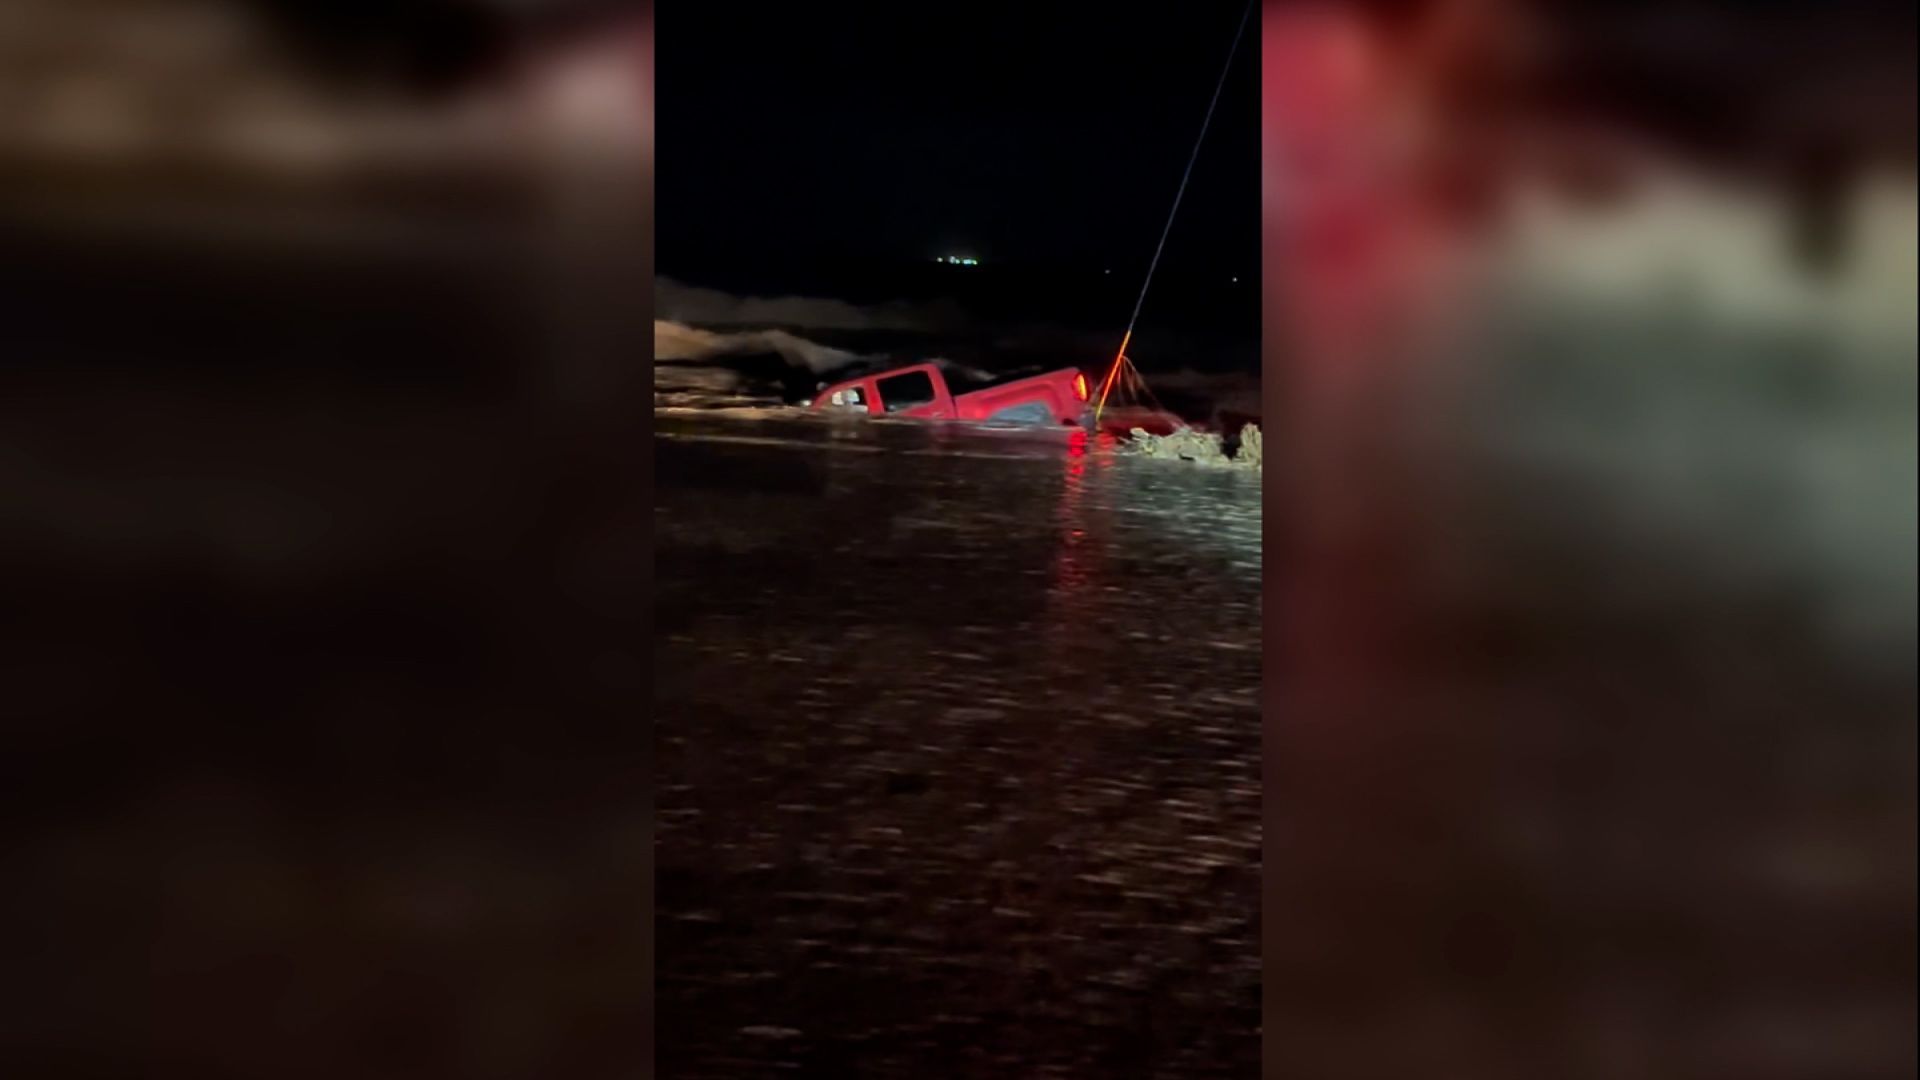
[655, 411, 1261, 1077]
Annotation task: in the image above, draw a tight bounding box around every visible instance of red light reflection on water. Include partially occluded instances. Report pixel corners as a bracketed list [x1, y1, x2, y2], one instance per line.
[1047, 427, 1113, 605]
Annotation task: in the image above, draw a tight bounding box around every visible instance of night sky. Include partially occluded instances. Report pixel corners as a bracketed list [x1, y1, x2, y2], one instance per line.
[657, 1, 1259, 296]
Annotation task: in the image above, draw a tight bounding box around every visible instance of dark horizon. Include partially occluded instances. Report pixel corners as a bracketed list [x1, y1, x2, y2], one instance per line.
[656, 1, 1260, 336]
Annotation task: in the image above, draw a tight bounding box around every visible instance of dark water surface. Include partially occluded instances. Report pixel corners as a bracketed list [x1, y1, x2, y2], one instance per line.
[655, 413, 1261, 1077]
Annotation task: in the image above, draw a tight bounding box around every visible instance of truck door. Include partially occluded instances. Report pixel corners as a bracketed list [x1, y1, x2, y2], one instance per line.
[874, 368, 950, 419]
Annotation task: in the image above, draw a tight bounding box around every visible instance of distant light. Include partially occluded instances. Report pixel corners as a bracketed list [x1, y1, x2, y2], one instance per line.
[1231, 276, 1238, 283]
[1104, 269, 1111, 275]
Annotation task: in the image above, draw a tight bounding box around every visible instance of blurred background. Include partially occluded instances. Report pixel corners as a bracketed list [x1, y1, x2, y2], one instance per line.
[0, 0, 1911, 1076]
[1265, 1, 1915, 1077]
[0, 2, 651, 1077]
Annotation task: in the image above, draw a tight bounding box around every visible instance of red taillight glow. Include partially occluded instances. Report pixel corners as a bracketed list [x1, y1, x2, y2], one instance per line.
[1073, 373, 1089, 401]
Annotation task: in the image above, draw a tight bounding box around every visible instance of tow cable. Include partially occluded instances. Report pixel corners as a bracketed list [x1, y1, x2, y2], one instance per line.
[1093, 0, 1255, 427]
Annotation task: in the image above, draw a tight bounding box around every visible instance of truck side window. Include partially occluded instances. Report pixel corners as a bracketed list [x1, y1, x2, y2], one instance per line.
[830, 386, 869, 412]
[877, 370, 937, 412]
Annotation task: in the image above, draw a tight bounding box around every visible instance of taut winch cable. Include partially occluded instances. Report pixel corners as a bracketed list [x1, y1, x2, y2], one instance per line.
[1093, 0, 1254, 425]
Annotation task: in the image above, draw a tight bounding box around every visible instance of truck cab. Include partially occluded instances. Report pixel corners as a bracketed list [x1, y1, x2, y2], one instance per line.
[810, 362, 1090, 426]
[812, 363, 957, 419]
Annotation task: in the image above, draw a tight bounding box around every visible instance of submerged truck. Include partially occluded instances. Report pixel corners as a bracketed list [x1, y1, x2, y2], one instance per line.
[807, 362, 1090, 426]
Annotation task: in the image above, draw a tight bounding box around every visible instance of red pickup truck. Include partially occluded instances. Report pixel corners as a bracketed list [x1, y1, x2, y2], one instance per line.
[807, 362, 1091, 426]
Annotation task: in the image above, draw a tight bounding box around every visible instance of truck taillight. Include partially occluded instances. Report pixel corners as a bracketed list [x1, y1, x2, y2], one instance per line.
[1073, 373, 1088, 401]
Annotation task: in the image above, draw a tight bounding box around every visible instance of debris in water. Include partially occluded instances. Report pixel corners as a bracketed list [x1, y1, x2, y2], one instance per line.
[1237, 424, 1262, 467]
[1121, 424, 1261, 470]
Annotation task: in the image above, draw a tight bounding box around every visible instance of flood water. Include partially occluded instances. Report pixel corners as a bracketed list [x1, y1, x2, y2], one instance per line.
[654, 412, 1262, 1077]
